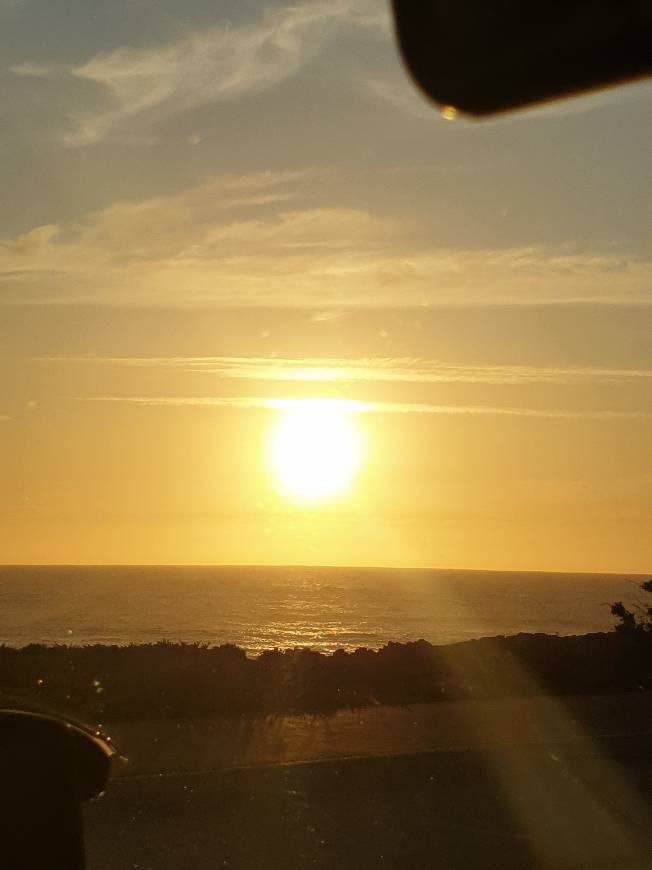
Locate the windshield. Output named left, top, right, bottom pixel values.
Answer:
left=1, top=2, right=651, bottom=869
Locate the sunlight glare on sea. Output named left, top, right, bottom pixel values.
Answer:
left=0, top=566, right=643, bottom=653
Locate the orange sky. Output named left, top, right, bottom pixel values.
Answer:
left=1, top=1, right=650, bottom=571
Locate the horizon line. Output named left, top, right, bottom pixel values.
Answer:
left=1, top=562, right=648, bottom=578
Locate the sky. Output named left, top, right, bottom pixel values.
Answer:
left=1, top=0, right=651, bottom=571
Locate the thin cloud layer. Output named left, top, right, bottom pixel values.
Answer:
left=46, top=355, right=652, bottom=386
left=53, top=0, right=386, bottom=145
left=364, top=76, right=436, bottom=122
left=75, top=395, right=652, bottom=420
left=1, top=172, right=649, bottom=307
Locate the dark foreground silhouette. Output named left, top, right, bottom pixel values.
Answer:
left=2, top=629, right=650, bottom=723
left=84, top=734, right=652, bottom=870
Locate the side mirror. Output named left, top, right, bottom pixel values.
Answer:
left=0, top=710, right=114, bottom=870
left=391, top=1, right=652, bottom=116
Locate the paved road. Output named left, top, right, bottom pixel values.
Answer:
left=102, top=692, right=652, bottom=777
left=84, top=693, right=652, bottom=869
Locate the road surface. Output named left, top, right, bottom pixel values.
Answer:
left=84, top=693, right=652, bottom=869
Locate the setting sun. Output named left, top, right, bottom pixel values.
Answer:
left=268, top=400, right=363, bottom=503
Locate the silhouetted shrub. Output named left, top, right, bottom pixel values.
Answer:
left=0, top=628, right=649, bottom=724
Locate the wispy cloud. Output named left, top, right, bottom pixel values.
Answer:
left=75, top=396, right=652, bottom=421
left=9, top=61, right=59, bottom=77
left=40, top=0, right=386, bottom=145
left=1, top=172, right=650, bottom=307
left=46, top=355, right=652, bottom=386
left=364, top=76, right=436, bottom=121
left=78, top=396, right=369, bottom=413
left=307, top=309, right=349, bottom=324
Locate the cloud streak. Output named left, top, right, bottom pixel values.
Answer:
left=75, top=396, right=652, bottom=421
left=1, top=171, right=650, bottom=308
left=0, top=172, right=396, bottom=306
left=46, top=355, right=652, bottom=386
left=50, top=0, right=385, bottom=145
left=364, top=76, right=436, bottom=122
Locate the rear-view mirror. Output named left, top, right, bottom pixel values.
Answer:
left=391, top=0, right=652, bottom=116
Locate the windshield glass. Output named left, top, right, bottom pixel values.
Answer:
left=1, top=2, right=651, bottom=869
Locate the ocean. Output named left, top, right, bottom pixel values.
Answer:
left=0, top=565, right=645, bottom=653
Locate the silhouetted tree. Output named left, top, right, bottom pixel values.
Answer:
left=611, top=579, right=652, bottom=634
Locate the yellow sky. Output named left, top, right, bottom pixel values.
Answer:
left=2, top=310, right=650, bottom=572
left=0, top=1, right=650, bottom=571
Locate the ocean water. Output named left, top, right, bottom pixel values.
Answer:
left=0, top=565, right=645, bottom=654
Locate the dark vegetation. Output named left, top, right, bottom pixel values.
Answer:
left=0, top=633, right=649, bottom=724
left=611, top=578, right=652, bottom=634
left=1, top=581, right=650, bottom=724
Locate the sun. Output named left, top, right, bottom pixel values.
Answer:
left=268, top=400, right=363, bottom=502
